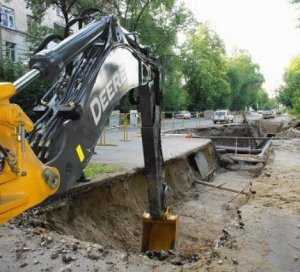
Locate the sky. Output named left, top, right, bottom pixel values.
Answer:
left=183, top=0, right=300, bottom=96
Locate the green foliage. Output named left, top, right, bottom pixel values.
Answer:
left=160, top=54, right=187, bottom=111
left=24, top=0, right=193, bottom=112
left=26, top=22, right=56, bottom=52
left=25, top=0, right=100, bottom=37
left=0, top=58, right=25, bottom=82
left=0, top=57, right=49, bottom=119
left=115, top=1, right=193, bottom=111
left=182, top=24, right=231, bottom=111
left=181, top=26, right=269, bottom=112
left=278, top=1, right=300, bottom=114
left=277, top=55, right=300, bottom=115
left=278, top=86, right=293, bottom=108
left=256, top=89, right=275, bottom=110
left=227, top=51, right=265, bottom=110
left=84, top=163, right=121, bottom=179
left=12, top=1, right=271, bottom=115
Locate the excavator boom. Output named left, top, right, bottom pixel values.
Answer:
left=0, top=15, right=177, bottom=251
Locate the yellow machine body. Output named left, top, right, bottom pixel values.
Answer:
left=142, top=210, right=179, bottom=252
left=0, top=82, right=60, bottom=224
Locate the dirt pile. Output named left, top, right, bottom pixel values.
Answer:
left=277, top=127, right=300, bottom=138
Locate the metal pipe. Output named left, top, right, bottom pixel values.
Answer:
left=258, top=139, right=272, bottom=158
left=216, top=145, right=262, bottom=154
left=13, top=69, right=41, bottom=93
left=191, top=135, right=289, bottom=140
left=194, top=179, right=250, bottom=195
left=163, top=134, right=290, bottom=140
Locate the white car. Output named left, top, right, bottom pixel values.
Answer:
left=213, top=110, right=234, bottom=124
left=175, top=111, right=192, bottom=119
left=262, top=110, right=275, bottom=119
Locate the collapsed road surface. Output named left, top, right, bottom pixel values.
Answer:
left=0, top=121, right=300, bottom=271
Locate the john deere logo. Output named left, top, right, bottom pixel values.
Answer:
left=90, top=66, right=127, bottom=126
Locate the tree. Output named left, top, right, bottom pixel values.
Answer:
left=24, top=0, right=193, bottom=112
left=113, top=1, right=193, bottom=111
left=0, top=57, right=50, bottom=118
left=227, top=51, right=265, bottom=111
left=277, top=55, right=300, bottom=112
left=25, top=0, right=111, bottom=37
left=256, top=89, right=275, bottom=110
left=182, top=24, right=231, bottom=111
left=161, top=55, right=187, bottom=111
left=280, top=2, right=300, bottom=115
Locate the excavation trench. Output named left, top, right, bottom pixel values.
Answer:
left=41, top=146, right=217, bottom=253
left=40, top=166, right=251, bottom=257
left=32, top=124, right=271, bottom=257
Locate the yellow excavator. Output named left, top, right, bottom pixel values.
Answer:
left=0, top=15, right=177, bottom=251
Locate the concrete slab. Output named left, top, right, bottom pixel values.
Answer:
left=92, top=135, right=211, bottom=171
left=71, top=135, right=211, bottom=192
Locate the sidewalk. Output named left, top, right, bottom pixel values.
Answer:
left=92, top=135, right=211, bottom=171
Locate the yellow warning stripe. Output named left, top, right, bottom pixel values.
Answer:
left=76, top=145, right=85, bottom=162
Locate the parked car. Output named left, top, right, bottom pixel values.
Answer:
left=248, top=111, right=263, bottom=119
left=262, top=110, right=275, bottom=119
left=213, top=110, right=234, bottom=124
left=175, top=111, right=192, bottom=119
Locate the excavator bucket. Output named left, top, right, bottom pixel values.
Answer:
left=0, top=82, right=60, bottom=224
left=141, top=211, right=179, bottom=252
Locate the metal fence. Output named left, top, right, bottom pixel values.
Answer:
left=98, top=111, right=242, bottom=145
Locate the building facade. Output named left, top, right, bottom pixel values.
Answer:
left=0, top=0, right=65, bottom=62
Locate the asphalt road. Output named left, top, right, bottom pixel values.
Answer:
left=99, top=118, right=213, bottom=145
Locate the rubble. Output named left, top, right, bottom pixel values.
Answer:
left=19, top=262, right=28, bottom=268
left=86, top=247, right=102, bottom=261
left=62, top=254, right=76, bottom=264
left=277, top=127, right=300, bottom=138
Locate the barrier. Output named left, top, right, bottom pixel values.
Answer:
left=109, top=110, right=120, bottom=128
left=96, top=111, right=243, bottom=145
left=98, top=127, right=118, bottom=146
left=121, top=113, right=130, bottom=142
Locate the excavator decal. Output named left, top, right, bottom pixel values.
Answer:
left=90, top=65, right=127, bottom=126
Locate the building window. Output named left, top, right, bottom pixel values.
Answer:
left=5, top=42, right=16, bottom=62
left=0, top=6, right=16, bottom=29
